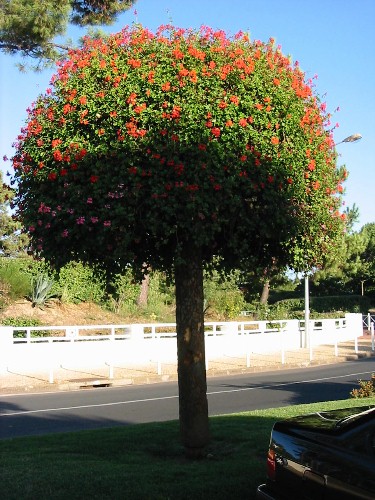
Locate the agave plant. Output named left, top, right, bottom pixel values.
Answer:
left=29, top=273, right=57, bottom=309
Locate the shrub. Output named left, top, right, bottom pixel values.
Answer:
left=350, top=374, right=375, bottom=398
left=106, top=269, right=141, bottom=315
left=204, top=269, right=245, bottom=320
left=55, top=261, right=106, bottom=304
left=1, top=316, right=46, bottom=338
left=142, top=271, right=175, bottom=321
left=0, top=258, right=32, bottom=301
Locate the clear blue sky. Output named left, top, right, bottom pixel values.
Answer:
left=1, top=0, right=373, bottom=229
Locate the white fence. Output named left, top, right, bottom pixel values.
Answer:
left=0, top=314, right=366, bottom=382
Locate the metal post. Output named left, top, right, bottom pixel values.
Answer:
left=304, top=275, right=310, bottom=349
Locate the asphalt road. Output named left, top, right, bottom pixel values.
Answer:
left=1, top=357, right=374, bottom=439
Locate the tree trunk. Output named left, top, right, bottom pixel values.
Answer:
left=175, top=245, right=209, bottom=457
left=260, top=279, right=270, bottom=304
left=137, top=272, right=150, bottom=307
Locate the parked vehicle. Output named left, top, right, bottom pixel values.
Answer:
left=257, top=405, right=375, bottom=499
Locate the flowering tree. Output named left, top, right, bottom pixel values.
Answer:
left=11, top=24, right=346, bottom=455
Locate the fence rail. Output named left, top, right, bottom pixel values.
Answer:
left=0, top=314, right=368, bottom=383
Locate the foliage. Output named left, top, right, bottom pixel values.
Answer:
left=350, top=374, right=375, bottom=398
left=0, top=0, right=136, bottom=66
left=55, top=260, right=106, bottom=303
left=245, top=294, right=373, bottom=320
left=204, top=268, right=245, bottom=319
left=0, top=316, right=45, bottom=338
left=143, top=270, right=175, bottom=320
left=0, top=170, right=29, bottom=256
left=11, top=24, right=346, bottom=278
left=0, top=258, right=32, bottom=302
left=106, top=267, right=140, bottom=314
left=28, top=272, right=56, bottom=308
left=311, top=221, right=375, bottom=296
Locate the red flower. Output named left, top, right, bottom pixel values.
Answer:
left=172, top=48, right=184, bottom=59
left=48, top=172, right=57, bottom=181
left=307, top=160, right=316, bottom=171
left=161, top=82, right=171, bottom=91
left=90, top=175, right=99, bottom=183
left=239, top=118, right=248, bottom=127
left=126, top=92, right=137, bottom=105
left=128, top=58, right=141, bottom=68
left=211, top=127, right=221, bottom=138
left=271, top=137, right=279, bottom=145
left=53, top=150, right=63, bottom=161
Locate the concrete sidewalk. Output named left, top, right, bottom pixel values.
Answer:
left=1, top=336, right=374, bottom=395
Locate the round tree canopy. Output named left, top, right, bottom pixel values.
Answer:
left=11, top=24, right=346, bottom=276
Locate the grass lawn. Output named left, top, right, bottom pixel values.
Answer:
left=1, top=398, right=374, bottom=500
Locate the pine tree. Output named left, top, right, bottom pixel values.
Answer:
left=0, top=0, right=135, bottom=65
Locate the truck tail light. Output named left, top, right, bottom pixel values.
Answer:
left=267, top=448, right=276, bottom=480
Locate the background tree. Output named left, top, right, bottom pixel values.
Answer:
left=11, top=25, right=346, bottom=455
left=0, top=170, right=28, bottom=256
left=312, top=206, right=375, bottom=296
left=0, top=0, right=136, bottom=66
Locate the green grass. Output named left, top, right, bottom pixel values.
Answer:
left=1, top=398, right=374, bottom=500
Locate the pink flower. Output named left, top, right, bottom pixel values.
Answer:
left=61, top=229, right=69, bottom=237
left=103, top=220, right=111, bottom=227
left=87, top=197, right=93, bottom=204
left=90, top=216, right=99, bottom=223
left=76, top=216, right=85, bottom=224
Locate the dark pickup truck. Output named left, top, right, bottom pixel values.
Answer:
left=257, top=405, right=375, bottom=499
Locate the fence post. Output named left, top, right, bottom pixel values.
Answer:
left=48, top=339, right=54, bottom=384
left=107, top=327, right=115, bottom=379
left=281, top=328, right=285, bottom=365
left=371, top=323, right=374, bottom=351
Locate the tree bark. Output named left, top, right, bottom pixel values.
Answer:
left=137, top=272, right=149, bottom=307
left=260, top=279, right=270, bottom=304
left=175, top=245, right=209, bottom=457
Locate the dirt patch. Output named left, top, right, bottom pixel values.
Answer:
left=0, top=300, right=126, bottom=326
